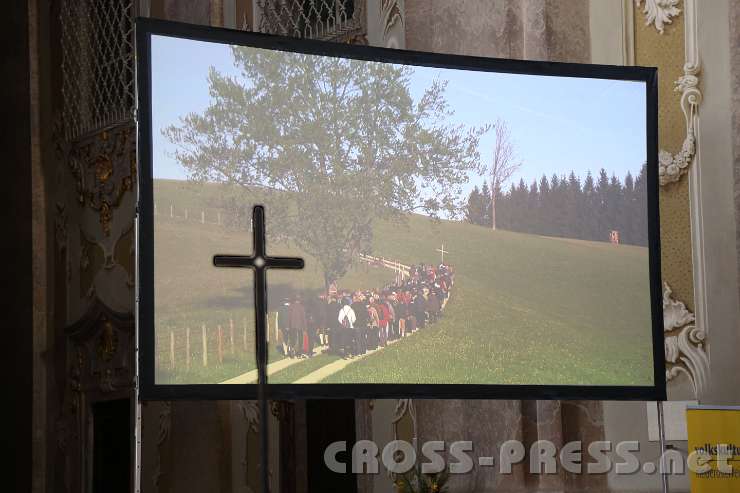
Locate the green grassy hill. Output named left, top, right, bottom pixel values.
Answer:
left=153, top=179, right=655, bottom=386
left=153, top=179, right=395, bottom=383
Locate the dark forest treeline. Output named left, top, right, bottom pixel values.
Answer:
left=465, top=165, right=648, bottom=246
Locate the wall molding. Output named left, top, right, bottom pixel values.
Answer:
left=627, top=0, right=710, bottom=395
left=633, top=2, right=703, bottom=186
left=623, top=0, right=636, bottom=66
left=624, top=0, right=708, bottom=398
left=682, top=0, right=715, bottom=403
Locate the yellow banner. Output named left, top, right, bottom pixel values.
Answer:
left=687, top=406, right=740, bottom=493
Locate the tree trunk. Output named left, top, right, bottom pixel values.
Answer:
left=491, top=192, right=497, bottom=230
left=323, top=271, right=331, bottom=293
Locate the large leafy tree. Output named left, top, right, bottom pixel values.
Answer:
left=165, top=47, right=488, bottom=286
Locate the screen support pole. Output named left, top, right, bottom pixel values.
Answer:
left=657, top=401, right=669, bottom=493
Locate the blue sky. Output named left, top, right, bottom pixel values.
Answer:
left=151, top=35, right=647, bottom=194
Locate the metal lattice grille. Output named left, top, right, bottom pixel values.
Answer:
left=257, top=0, right=363, bottom=41
left=60, top=0, right=135, bottom=141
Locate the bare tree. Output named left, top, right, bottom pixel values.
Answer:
left=489, top=120, right=522, bottom=230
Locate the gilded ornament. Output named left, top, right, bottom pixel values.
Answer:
left=94, top=154, right=113, bottom=183
left=63, top=124, right=136, bottom=236
left=96, top=320, right=118, bottom=362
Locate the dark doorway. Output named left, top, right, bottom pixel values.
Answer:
left=92, top=399, right=131, bottom=493
left=306, top=399, right=357, bottom=493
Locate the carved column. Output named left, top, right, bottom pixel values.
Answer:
left=400, top=4, right=597, bottom=492
left=521, top=0, right=549, bottom=60
left=405, top=0, right=590, bottom=63
left=415, top=400, right=527, bottom=492
left=561, top=401, right=606, bottom=492
left=521, top=400, right=564, bottom=491
left=356, top=399, right=375, bottom=493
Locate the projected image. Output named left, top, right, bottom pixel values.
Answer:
left=150, top=35, right=654, bottom=387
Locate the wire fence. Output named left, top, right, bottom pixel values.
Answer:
left=154, top=202, right=253, bottom=231
left=155, top=314, right=280, bottom=372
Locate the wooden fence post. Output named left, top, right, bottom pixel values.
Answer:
left=217, top=324, right=224, bottom=364
left=202, top=324, right=208, bottom=367
left=186, top=327, right=191, bottom=371
left=170, top=204, right=173, bottom=217
left=229, top=318, right=235, bottom=355
left=169, top=330, right=175, bottom=370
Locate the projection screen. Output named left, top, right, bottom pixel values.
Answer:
left=136, top=18, right=664, bottom=400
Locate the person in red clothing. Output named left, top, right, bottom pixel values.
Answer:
left=377, top=298, right=390, bottom=347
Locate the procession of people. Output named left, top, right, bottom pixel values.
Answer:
left=276, top=263, right=454, bottom=359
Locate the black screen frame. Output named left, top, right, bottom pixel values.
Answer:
left=136, top=17, right=664, bottom=402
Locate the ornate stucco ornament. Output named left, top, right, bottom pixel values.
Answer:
left=239, top=400, right=261, bottom=485
left=239, top=400, right=260, bottom=433
left=659, top=66, right=702, bottom=186
left=392, top=399, right=415, bottom=431
left=635, top=0, right=681, bottom=34
left=389, top=398, right=417, bottom=480
left=381, top=0, right=403, bottom=43
left=663, top=282, right=708, bottom=397
left=153, top=402, right=172, bottom=487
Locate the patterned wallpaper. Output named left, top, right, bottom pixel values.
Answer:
left=634, top=8, right=695, bottom=311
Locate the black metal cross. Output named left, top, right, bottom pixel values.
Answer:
left=213, top=205, right=303, bottom=493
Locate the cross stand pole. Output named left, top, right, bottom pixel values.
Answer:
left=213, top=205, right=304, bottom=493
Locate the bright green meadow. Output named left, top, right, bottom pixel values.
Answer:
left=153, top=179, right=655, bottom=386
